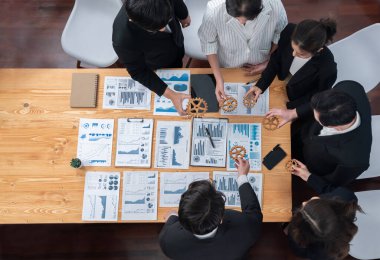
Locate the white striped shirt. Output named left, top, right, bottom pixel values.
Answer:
left=198, top=0, right=288, bottom=68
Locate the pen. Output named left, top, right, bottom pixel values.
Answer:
left=205, top=127, right=215, bottom=149
left=245, top=79, right=256, bottom=85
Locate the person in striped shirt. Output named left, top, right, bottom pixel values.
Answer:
left=198, top=0, right=287, bottom=102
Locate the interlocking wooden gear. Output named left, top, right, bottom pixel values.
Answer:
left=263, top=116, right=280, bottom=130
left=229, top=145, right=247, bottom=160
left=243, top=93, right=256, bottom=108
left=186, top=98, right=208, bottom=118
left=221, top=96, right=238, bottom=112
left=285, top=159, right=299, bottom=172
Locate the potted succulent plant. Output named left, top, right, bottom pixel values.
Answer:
left=70, top=158, right=82, bottom=169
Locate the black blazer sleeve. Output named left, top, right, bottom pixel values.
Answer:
left=172, top=0, right=188, bottom=20
left=158, top=215, right=179, bottom=257
left=239, top=182, right=263, bottom=230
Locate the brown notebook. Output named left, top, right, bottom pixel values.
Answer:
left=70, top=73, right=99, bottom=108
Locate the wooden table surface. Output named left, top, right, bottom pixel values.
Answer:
left=0, top=68, right=292, bottom=224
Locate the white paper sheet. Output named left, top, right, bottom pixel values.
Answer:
left=227, top=123, right=262, bottom=171
left=82, top=171, right=120, bottom=221
left=159, top=172, right=210, bottom=207
left=77, top=118, right=114, bottom=166
left=115, top=118, right=153, bottom=167
left=154, top=121, right=191, bottom=169
left=221, top=82, right=269, bottom=116
left=121, top=171, right=158, bottom=221
left=103, top=76, right=151, bottom=110
left=190, top=118, right=228, bottom=167
left=153, top=70, right=190, bottom=116
left=213, top=171, right=262, bottom=207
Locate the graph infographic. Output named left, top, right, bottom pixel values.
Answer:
left=227, top=123, right=262, bottom=171
left=115, top=119, right=153, bottom=167
left=191, top=118, right=228, bottom=167
left=155, top=121, right=191, bottom=169
left=213, top=171, right=263, bottom=207
left=221, top=82, right=269, bottom=116
left=77, top=118, right=114, bottom=166
left=122, top=171, right=158, bottom=220
left=103, top=76, right=151, bottom=110
left=154, top=70, right=190, bottom=116
left=82, top=171, right=120, bottom=221
left=160, top=172, right=210, bottom=207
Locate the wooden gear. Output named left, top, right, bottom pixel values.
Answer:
left=221, top=96, right=238, bottom=112
left=263, top=116, right=280, bottom=130
left=229, top=145, right=247, bottom=160
left=243, top=93, right=256, bottom=108
left=285, top=159, right=299, bottom=172
left=186, top=98, right=208, bottom=118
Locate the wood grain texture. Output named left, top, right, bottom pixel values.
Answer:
left=0, top=68, right=292, bottom=224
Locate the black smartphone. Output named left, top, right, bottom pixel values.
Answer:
left=190, top=74, right=219, bottom=112
left=262, top=144, right=287, bottom=170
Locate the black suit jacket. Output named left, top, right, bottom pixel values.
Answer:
left=256, top=24, right=337, bottom=119
left=112, top=1, right=188, bottom=96
left=159, top=183, right=263, bottom=260
left=302, top=80, right=372, bottom=186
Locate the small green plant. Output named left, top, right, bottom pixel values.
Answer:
left=70, top=158, right=82, bottom=168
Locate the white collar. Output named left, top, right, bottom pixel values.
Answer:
left=193, top=227, right=218, bottom=240
left=319, top=112, right=361, bottom=136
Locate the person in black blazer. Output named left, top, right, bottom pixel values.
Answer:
left=159, top=158, right=262, bottom=260
left=245, top=18, right=337, bottom=127
left=296, top=80, right=372, bottom=187
left=286, top=159, right=361, bottom=260
left=112, top=0, right=191, bottom=115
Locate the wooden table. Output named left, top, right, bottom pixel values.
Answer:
left=0, top=68, right=291, bottom=224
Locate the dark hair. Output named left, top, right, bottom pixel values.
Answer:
left=226, top=0, right=263, bottom=20
left=125, top=0, right=172, bottom=31
left=292, top=18, right=337, bottom=54
left=178, top=180, right=225, bottom=235
left=311, top=89, right=357, bottom=127
left=288, top=198, right=361, bottom=260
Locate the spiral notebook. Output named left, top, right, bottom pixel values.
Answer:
left=70, top=73, right=99, bottom=108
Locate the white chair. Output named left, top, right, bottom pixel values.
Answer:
left=329, top=23, right=380, bottom=92
left=61, top=0, right=122, bottom=67
left=358, top=115, right=380, bottom=179
left=349, top=190, right=380, bottom=260
left=183, top=0, right=208, bottom=65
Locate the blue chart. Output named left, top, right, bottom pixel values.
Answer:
left=119, top=79, right=136, bottom=89
left=125, top=197, right=145, bottom=204
left=172, top=150, right=182, bottom=166
left=159, top=128, right=168, bottom=144
left=216, top=176, right=238, bottom=191
left=206, top=158, right=218, bottom=164
left=142, top=124, right=151, bottom=129
left=88, top=133, right=112, bottom=141
left=193, top=140, right=205, bottom=156
left=99, top=196, right=107, bottom=219
left=164, top=186, right=187, bottom=194
left=156, top=106, right=177, bottom=113
left=227, top=194, right=237, bottom=205
left=173, top=126, right=184, bottom=144
left=250, top=124, right=260, bottom=140
left=197, top=123, right=224, bottom=138
left=118, top=147, right=139, bottom=155
left=173, top=84, right=188, bottom=92
left=233, top=124, right=249, bottom=137
left=158, top=147, right=170, bottom=166
left=160, top=73, right=189, bottom=82
left=118, top=91, right=145, bottom=105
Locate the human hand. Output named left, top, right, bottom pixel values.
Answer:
left=244, top=85, right=262, bottom=102
left=215, top=80, right=226, bottom=103
left=180, top=16, right=191, bottom=28
left=235, top=158, right=250, bottom=176
left=242, top=61, right=269, bottom=76
left=291, top=159, right=311, bottom=182
left=163, top=88, right=190, bottom=116
left=164, top=210, right=178, bottom=221
left=265, top=108, right=298, bottom=128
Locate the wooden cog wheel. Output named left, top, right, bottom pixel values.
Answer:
left=285, top=159, right=299, bottom=172
left=263, top=116, right=279, bottom=131
left=229, top=145, right=246, bottom=160
left=222, top=97, right=238, bottom=112
left=186, top=98, right=208, bottom=118
left=243, top=93, right=256, bottom=108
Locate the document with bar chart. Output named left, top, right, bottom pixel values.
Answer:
left=103, top=76, right=151, bottom=110
left=221, top=82, right=269, bottom=116
left=190, top=118, right=228, bottom=167
left=153, top=70, right=190, bottom=116
left=115, top=118, right=153, bottom=167
left=213, top=171, right=262, bottom=207
left=160, top=172, right=210, bottom=207
left=154, top=121, right=191, bottom=169
left=82, top=171, right=120, bottom=221
left=227, top=123, right=262, bottom=171
left=77, top=118, right=114, bottom=166
left=121, top=171, right=158, bottom=221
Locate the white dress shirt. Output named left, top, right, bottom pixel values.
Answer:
left=319, top=112, right=361, bottom=136
left=289, top=56, right=311, bottom=75
left=198, top=0, right=287, bottom=68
